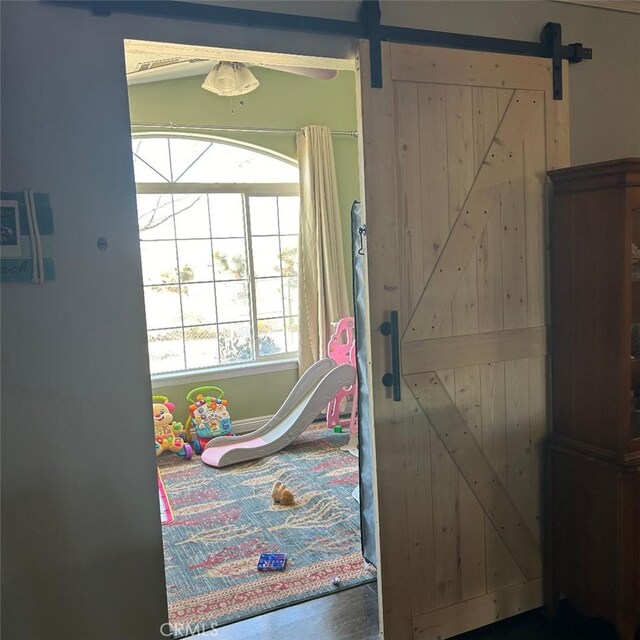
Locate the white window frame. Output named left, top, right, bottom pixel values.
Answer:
left=133, top=134, right=301, bottom=382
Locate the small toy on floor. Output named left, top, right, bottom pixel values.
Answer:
left=271, top=480, right=295, bottom=506
left=257, top=553, right=287, bottom=571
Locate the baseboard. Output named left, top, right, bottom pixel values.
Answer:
left=234, top=403, right=354, bottom=435
left=232, top=415, right=272, bottom=434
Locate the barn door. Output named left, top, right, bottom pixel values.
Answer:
left=357, top=42, right=569, bottom=639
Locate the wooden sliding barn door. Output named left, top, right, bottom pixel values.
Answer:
left=357, top=42, right=569, bottom=639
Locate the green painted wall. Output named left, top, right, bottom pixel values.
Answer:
left=127, top=67, right=359, bottom=420
left=154, top=366, right=299, bottom=425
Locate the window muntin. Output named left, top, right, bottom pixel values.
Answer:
left=132, top=136, right=299, bottom=184
left=134, top=136, right=299, bottom=376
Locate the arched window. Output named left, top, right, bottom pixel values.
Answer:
left=133, top=135, right=300, bottom=375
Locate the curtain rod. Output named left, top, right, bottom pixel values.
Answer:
left=131, top=122, right=358, bottom=138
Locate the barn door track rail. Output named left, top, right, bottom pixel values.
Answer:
left=47, top=0, right=592, bottom=99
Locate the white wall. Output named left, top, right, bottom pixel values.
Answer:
left=1, top=2, right=637, bottom=639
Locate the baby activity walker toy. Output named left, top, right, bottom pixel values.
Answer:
left=185, top=386, right=234, bottom=454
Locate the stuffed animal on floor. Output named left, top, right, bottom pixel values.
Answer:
left=271, top=480, right=295, bottom=506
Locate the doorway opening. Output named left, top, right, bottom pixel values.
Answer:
left=123, top=38, right=376, bottom=636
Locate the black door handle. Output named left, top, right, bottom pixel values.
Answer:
left=380, top=310, right=401, bottom=402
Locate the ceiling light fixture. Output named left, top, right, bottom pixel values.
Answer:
left=201, top=62, right=260, bottom=96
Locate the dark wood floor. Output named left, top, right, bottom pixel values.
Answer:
left=200, top=581, right=619, bottom=640
left=204, top=583, right=379, bottom=640
left=456, top=602, right=618, bottom=640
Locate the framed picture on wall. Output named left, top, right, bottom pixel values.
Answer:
left=0, top=200, right=22, bottom=257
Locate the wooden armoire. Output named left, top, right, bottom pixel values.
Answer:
left=548, top=159, right=640, bottom=640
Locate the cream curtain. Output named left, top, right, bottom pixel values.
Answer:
left=296, top=125, right=350, bottom=374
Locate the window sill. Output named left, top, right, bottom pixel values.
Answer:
left=151, top=358, right=299, bottom=389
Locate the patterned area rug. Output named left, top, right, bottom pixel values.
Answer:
left=157, top=425, right=375, bottom=635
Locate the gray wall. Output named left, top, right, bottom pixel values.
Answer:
left=0, top=4, right=353, bottom=640
left=1, top=2, right=637, bottom=639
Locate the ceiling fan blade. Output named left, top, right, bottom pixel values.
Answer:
left=259, top=64, right=338, bottom=80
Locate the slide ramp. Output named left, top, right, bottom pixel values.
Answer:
left=201, top=360, right=356, bottom=468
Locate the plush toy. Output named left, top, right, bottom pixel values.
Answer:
left=153, top=399, right=193, bottom=460
left=271, top=480, right=295, bottom=506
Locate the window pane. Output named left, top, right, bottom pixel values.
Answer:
left=252, top=236, right=281, bottom=277
left=255, top=278, right=283, bottom=319
left=218, top=322, right=252, bottom=364
left=148, top=328, right=184, bottom=374
left=173, top=194, right=210, bottom=239
left=212, top=238, right=247, bottom=281
left=133, top=156, right=167, bottom=183
left=169, top=139, right=211, bottom=182
left=134, top=136, right=302, bottom=375
left=176, top=239, right=214, bottom=283
left=184, top=325, right=219, bottom=370
left=143, top=286, right=182, bottom=330
left=278, top=197, right=300, bottom=235
left=282, top=277, right=298, bottom=316
left=215, top=281, right=250, bottom=323
left=279, top=236, right=298, bottom=276
left=132, top=138, right=171, bottom=182
left=180, top=283, right=217, bottom=326
left=177, top=141, right=298, bottom=183
left=258, top=318, right=285, bottom=356
left=249, top=197, right=278, bottom=236
left=209, top=194, right=245, bottom=238
left=285, top=317, right=298, bottom=353
left=137, top=194, right=175, bottom=240
left=140, top=241, right=178, bottom=285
